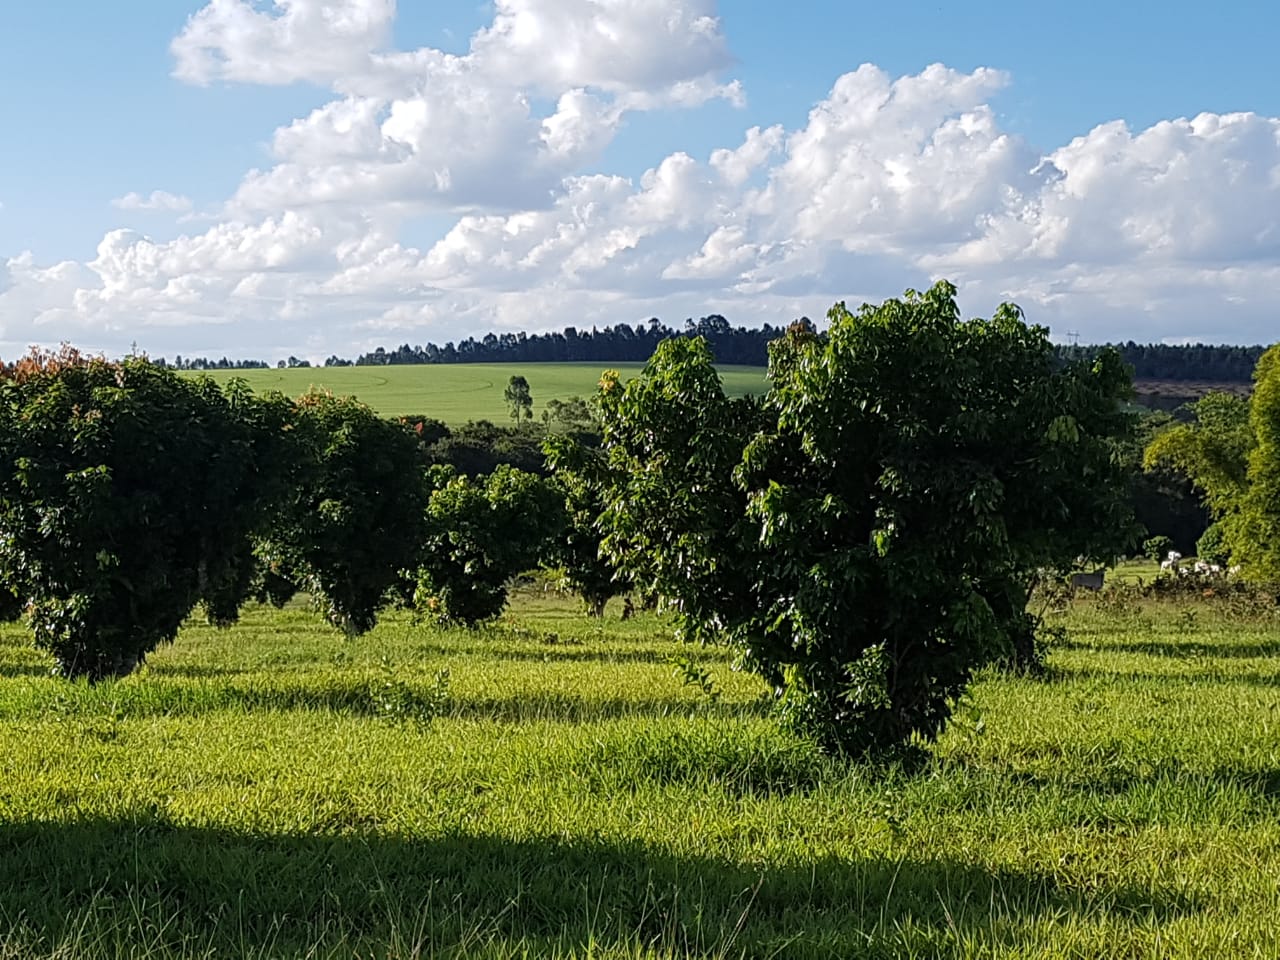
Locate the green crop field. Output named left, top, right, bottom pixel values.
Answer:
left=188, top=363, right=769, bottom=422
left=3, top=585, right=1280, bottom=958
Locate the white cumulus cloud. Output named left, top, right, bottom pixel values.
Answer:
left=112, top=191, right=195, bottom=214
left=2, top=3, right=1278, bottom=359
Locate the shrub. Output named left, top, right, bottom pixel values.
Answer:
left=426, top=420, right=550, bottom=476
left=1144, top=535, right=1174, bottom=562
left=1196, top=523, right=1230, bottom=566
left=543, top=432, right=629, bottom=616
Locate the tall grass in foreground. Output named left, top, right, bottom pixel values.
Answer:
left=2, top=585, right=1280, bottom=958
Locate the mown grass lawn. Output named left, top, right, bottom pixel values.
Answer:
left=188, top=363, right=769, bottom=423
left=2, top=589, right=1279, bottom=958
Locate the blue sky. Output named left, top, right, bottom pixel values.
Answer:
left=2, top=1, right=1278, bottom=360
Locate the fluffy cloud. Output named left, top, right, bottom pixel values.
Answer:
left=934, top=111, right=1280, bottom=268
left=171, top=0, right=395, bottom=87
left=5, top=3, right=1280, bottom=358
left=0, top=253, right=99, bottom=354
left=184, top=1, right=742, bottom=222
left=111, top=191, right=195, bottom=214
left=470, top=0, right=731, bottom=94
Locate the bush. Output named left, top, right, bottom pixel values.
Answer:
left=395, top=415, right=451, bottom=448
left=426, top=420, right=550, bottom=476
left=1196, top=523, right=1230, bottom=566
left=543, top=433, right=629, bottom=616
left=1144, top=535, right=1174, bottom=562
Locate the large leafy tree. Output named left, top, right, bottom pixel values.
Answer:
left=544, top=431, right=629, bottom=616
left=1236, top=347, right=1280, bottom=578
left=1143, top=392, right=1253, bottom=517
left=0, top=350, right=298, bottom=679
left=1239, top=350, right=1280, bottom=583
left=1148, top=347, right=1280, bottom=578
left=414, top=464, right=563, bottom=626
left=596, top=283, right=1136, bottom=754
left=257, top=392, right=430, bottom=635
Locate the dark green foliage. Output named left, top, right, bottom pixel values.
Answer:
left=396, top=415, right=451, bottom=447
left=1196, top=524, right=1229, bottom=566
left=595, top=353, right=767, bottom=650
left=543, top=395, right=598, bottom=429
left=0, top=350, right=296, bottom=679
left=258, top=392, right=429, bottom=635
left=0, top=585, right=22, bottom=624
left=426, top=420, right=551, bottom=476
left=595, top=283, right=1136, bottom=755
left=544, top=432, right=627, bottom=616
left=1145, top=393, right=1254, bottom=516
left=414, top=464, right=564, bottom=626
left=252, top=563, right=302, bottom=609
left=1131, top=468, right=1211, bottom=556
left=1126, top=410, right=1211, bottom=555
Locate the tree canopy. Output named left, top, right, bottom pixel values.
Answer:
left=0, top=349, right=297, bottom=679
left=504, top=375, right=533, bottom=422
left=414, top=464, right=563, bottom=626
left=257, top=392, right=430, bottom=635
left=593, top=282, right=1136, bottom=754
left=1147, top=346, right=1280, bottom=578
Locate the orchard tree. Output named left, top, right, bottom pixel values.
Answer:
left=414, top=464, right=563, bottom=626
left=596, top=283, right=1136, bottom=755
left=544, top=431, right=628, bottom=616
left=258, top=392, right=429, bottom=635
left=199, top=384, right=306, bottom=626
left=0, top=349, right=298, bottom=679
left=594, top=353, right=765, bottom=647
left=504, top=375, right=533, bottom=422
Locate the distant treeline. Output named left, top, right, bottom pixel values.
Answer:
left=350, top=315, right=785, bottom=368
left=1073, top=342, right=1267, bottom=383
left=161, top=356, right=274, bottom=370
left=351, top=326, right=1269, bottom=382
left=156, top=318, right=1269, bottom=383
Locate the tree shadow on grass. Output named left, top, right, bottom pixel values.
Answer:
left=142, top=664, right=253, bottom=679
left=0, top=817, right=1201, bottom=959
left=0, top=676, right=771, bottom=725
left=986, top=752, right=1280, bottom=834
left=1044, top=664, right=1280, bottom=688
left=453, top=648, right=701, bottom=666
left=1056, top=637, right=1280, bottom=659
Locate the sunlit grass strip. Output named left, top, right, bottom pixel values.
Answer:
left=190, top=363, right=769, bottom=422
left=1, top=594, right=1279, bottom=957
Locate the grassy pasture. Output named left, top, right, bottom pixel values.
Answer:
left=188, top=363, right=769, bottom=422
left=2, top=590, right=1280, bottom=958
